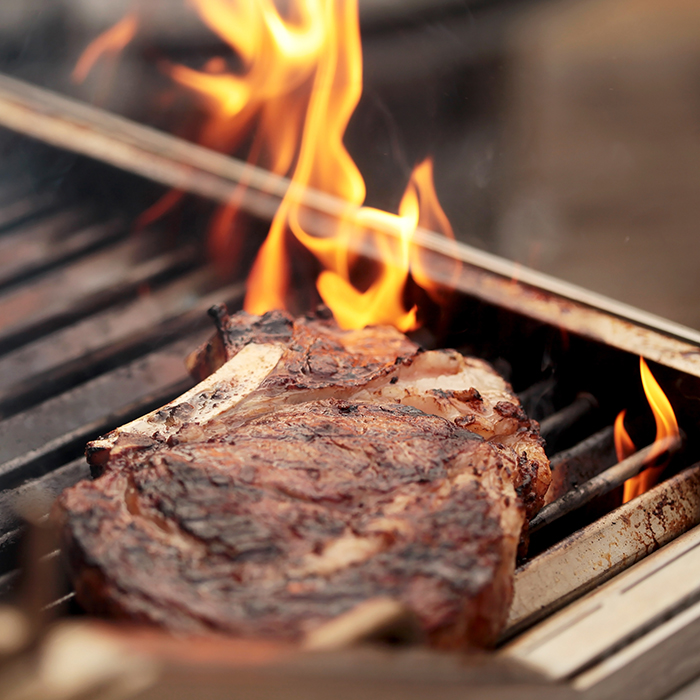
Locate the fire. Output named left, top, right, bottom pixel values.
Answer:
left=240, top=0, right=453, bottom=329
left=614, top=410, right=635, bottom=463
left=616, top=358, right=680, bottom=503
left=72, top=13, right=139, bottom=84
left=168, top=0, right=324, bottom=164
left=74, top=0, right=456, bottom=331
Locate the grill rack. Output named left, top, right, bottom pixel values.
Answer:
left=1, top=128, right=700, bottom=699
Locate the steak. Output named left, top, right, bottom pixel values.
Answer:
left=54, top=307, right=550, bottom=648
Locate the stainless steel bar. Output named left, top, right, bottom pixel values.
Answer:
left=545, top=426, right=616, bottom=504
left=529, top=437, right=682, bottom=533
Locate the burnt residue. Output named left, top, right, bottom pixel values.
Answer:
left=220, top=308, right=295, bottom=355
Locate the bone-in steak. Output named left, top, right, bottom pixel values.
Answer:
left=54, top=307, right=550, bottom=647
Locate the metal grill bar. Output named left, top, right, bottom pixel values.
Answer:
left=0, top=152, right=697, bottom=700
left=0, top=331, right=208, bottom=491
left=0, top=209, right=116, bottom=289
left=0, top=275, right=244, bottom=418
left=0, top=241, right=197, bottom=355
left=506, top=464, right=700, bottom=639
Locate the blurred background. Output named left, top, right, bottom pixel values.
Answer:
left=1, top=0, right=698, bottom=330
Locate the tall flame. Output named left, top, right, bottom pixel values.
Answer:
left=616, top=358, right=680, bottom=503
left=74, top=0, right=456, bottom=330
left=240, top=0, right=453, bottom=329
left=169, top=0, right=324, bottom=165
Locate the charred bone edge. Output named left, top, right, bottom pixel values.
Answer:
left=86, top=342, right=285, bottom=463
left=528, top=436, right=682, bottom=534
left=504, top=462, right=700, bottom=641
left=303, top=598, right=423, bottom=651
left=4, top=74, right=700, bottom=374
left=502, top=522, right=700, bottom=699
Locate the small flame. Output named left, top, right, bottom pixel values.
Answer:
left=614, top=409, right=635, bottom=463
left=619, top=358, right=680, bottom=503
left=315, top=182, right=421, bottom=332
left=72, top=12, right=139, bottom=84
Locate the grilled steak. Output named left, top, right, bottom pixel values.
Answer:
left=55, top=307, right=550, bottom=648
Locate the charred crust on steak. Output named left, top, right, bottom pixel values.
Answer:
left=221, top=310, right=294, bottom=355
left=306, top=304, right=334, bottom=321
left=493, top=401, right=528, bottom=422
left=186, top=306, right=419, bottom=391
left=207, top=303, right=230, bottom=328
left=64, top=309, right=551, bottom=649
left=58, top=401, right=519, bottom=646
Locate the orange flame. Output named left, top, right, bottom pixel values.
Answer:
left=74, top=0, right=456, bottom=330
left=169, top=0, right=323, bottom=164
left=614, top=409, right=635, bottom=463
left=618, top=358, right=680, bottom=503
left=72, top=12, right=139, bottom=84
left=239, top=0, right=453, bottom=329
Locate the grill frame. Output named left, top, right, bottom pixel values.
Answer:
left=0, top=98, right=700, bottom=699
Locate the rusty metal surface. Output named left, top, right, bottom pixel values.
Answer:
left=445, top=254, right=700, bottom=379
left=529, top=438, right=681, bottom=534
left=503, top=523, right=700, bottom=700
left=505, top=463, right=700, bottom=639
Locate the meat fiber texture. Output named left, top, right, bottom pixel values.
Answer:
left=55, top=306, right=550, bottom=648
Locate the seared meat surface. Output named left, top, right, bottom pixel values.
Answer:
left=55, top=308, right=550, bottom=647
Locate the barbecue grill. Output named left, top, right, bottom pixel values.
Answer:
left=2, top=1, right=700, bottom=698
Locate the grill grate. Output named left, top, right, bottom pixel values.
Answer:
left=1, top=133, right=700, bottom=700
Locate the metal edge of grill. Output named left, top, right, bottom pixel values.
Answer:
left=0, top=120, right=699, bottom=700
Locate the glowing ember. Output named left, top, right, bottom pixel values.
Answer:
left=616, top=358, right=680, bottom=503
left=74, top=0, right=456, bottom=331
